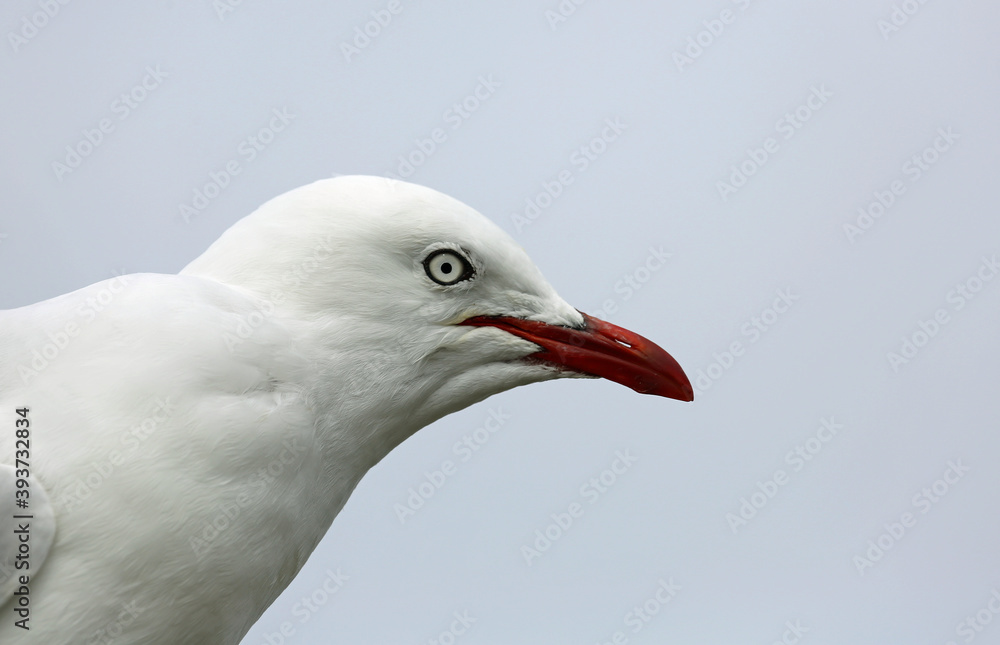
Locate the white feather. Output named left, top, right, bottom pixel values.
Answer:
left=0, top=176, right=584, bottom=644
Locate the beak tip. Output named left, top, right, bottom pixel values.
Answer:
left=653, top=379, right=694, bottom=402
left=462, top=311, right=695, bottom=404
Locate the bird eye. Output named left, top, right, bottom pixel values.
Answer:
left=424, top=249, right=474, bottom=285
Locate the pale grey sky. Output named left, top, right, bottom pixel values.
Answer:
left=2, top=1, right=999, bottom=643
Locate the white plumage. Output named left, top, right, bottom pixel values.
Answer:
left=0, top=176, right=689, bottom=643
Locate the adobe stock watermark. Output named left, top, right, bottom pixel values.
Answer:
left=692, top=288, right=799, bottom=396
left=595, top=578, right=681, bottom=645
left=589, top=246, right=674, bottom=321
left=6, top=0, right=73, bottom=54
left=221, top=235, right=338, bottom=353
left=943, top=587, right=1000, bottom=645
left=220, top=292, right=283, bottom=353
left=340, top=0, right=405, bottom=63
left=179, top=107, right=296, bottom=223
left=84, top=601, right=145, bottom=645
left=671, top=0, right=758, bottom=73
left=53, top=397, right=174, bottom=514
left=509, top=117, right=626, bottom=233
left=385, top=75, right=501, bottom=180
left=521, top=449, right=637, bottom=566
left=726, top=417, right=844, bottom=534
left=189, top=436, right=309, bottom=561
left=394, top=407, right=511, bottom=524
left=212, top=0, right=248, bottom=21
left=51, top=65, right=169, bottom=181
left=543, top=0, right=588, bottom=31
left=886, top=254, right=997, bottom=372
left=16, top=273, right=132, bottom=385
left=853, top=458, right=970, bottom=576
left=717, top=85, right=833, bottom=201
left=422, top=611, right=477, bottom=645
left=844, top=127, right=959, bottom=243
left=256, top=567, right=349, bottom=645
left=877, top=0, right=932, bottom=41
left=770, top=620, right=810, bottom=645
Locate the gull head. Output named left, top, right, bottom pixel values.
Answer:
left=0, top=175, right=693, bottom=645
left=182, top=175, right=692, bottom=442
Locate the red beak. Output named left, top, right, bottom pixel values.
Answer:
left=460, top=311, right=694, bottom=402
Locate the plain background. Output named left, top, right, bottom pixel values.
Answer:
left=2, top=1, right=999, bottom=643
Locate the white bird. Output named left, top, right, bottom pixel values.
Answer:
left=0, top=176, right=692, bottom=644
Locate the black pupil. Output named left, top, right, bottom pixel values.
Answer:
left=440, top=261, right=453, bottom=274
